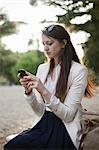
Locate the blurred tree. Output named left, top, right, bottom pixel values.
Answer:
left=0, top=8, right=27, bottom=84
left=12, top=51, right=45, bottom=84
left=0, top=46, right=18, bottom=84
left=0, top=44, right=11, bottom=74
left=28, top=38, right=34, bottom=50
left=0, top=48, right=45, bottom=84
left=30, top=0, right=99, bottom=83
left=0, top=8, right=17, bottom=38
left=0, top=8, right=18, bottom=84
left=0, top=8, right=26, bottom=38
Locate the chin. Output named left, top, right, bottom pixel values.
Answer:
left=46, top=55, right=51, bottom=59
left=48, top=57, right=54, bottom=59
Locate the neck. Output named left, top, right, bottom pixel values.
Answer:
left=54, top=58, right=59, bottom=67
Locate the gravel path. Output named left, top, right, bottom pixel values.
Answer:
left=0, top=85, right=38, bottom=150
left=0, top=85, right=99, bottom=150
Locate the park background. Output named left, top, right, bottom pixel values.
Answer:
left=0, top=0, right=99, bottom=150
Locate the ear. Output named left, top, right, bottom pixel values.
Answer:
left=62, top=39, right=67, bottom=48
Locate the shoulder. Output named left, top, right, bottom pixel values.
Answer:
left=36, top=63, right=50, bottom=77
left=70, top=61, right=88, bottom=79
left=71, top=61, right=88, bottom=73
left=37, top=63, right=50, bottom=71
left=38, top=63, right=49, bottom=69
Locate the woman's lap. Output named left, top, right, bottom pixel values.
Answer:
left=4, top=111, right=77, bottom=150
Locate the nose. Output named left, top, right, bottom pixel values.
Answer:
left=44, top=45, right=49, bottom=52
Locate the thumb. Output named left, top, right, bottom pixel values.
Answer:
left=26, top=71, right=32, bottom=76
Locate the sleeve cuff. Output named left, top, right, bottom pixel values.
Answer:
left=24, top=92, right=36, bottom=104
left=45, top=94, right=60, bottom=110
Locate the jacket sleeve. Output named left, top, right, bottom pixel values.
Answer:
left=25, top=65, right=45, bottom=116
left=44, top=67, right=88, bottom=123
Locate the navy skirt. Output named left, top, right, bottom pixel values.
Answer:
left=4, top=111, right=77, bottom=150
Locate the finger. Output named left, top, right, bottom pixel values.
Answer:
left=19, top=79, right=29, bottom=86
left=27, top=81, right=35, bottom=89
left=26, top=71, right=32, bottom=76
left=24, top=74, right=37, bottom=81
left=19, top=81, right=27, bottom=88
left=21, top=81, right=29, bottom=86
left=20, top=78, right=30, bottom=83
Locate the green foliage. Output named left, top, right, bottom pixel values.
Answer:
left=3, top=53, right=19, bottom=84
left=0, top=49, right=45, bottom=85
left=0, top=9, right=29, bottom=85
left=12, top=51, right=45, bottom=84
left=0, top=48, right=19, bottom=84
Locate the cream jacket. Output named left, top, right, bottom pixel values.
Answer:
left=25, top=61, right=88, bottom=149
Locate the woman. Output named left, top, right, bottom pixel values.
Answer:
left=4, top=24, right=94, bottom=150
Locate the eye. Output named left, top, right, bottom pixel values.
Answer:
left=42, top=42, right=45, bottom=45
left=47, top=42, right=53, bottom=46
left=42, top=41, right=53, bottom=46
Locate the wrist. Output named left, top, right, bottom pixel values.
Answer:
left=41, top=89, right=51, bottom=102
left=25, top=89, right=32, bottom=96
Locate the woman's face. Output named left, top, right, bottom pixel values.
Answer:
left=42, top=34, right=64, bottom=60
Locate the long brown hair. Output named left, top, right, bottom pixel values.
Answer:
left=42, top=24, right=95, bottom=102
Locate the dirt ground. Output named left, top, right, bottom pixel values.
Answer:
left=0, top=85, right=99, bottom=150
left=0, top=86, right=39, bottom=150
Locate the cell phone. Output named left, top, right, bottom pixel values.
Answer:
left=17, top=69, right=28, bottom=78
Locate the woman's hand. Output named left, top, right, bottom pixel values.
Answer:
left=19, top=72, right=46, bottom=94
left=23, top=74, right=45, bottom=93
left=19, top=72, right=51, bottom=101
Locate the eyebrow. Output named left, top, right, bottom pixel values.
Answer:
left=42, top=39, right=54, bottom=44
